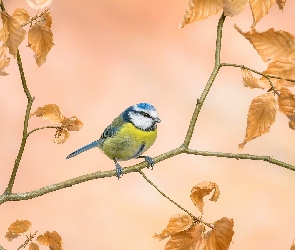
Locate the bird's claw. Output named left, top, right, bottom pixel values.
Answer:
left=115, top=163, right=124, bottom=179
left=144, top=156, right=154, bottom=170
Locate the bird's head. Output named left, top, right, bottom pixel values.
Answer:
left=123, top=102, right=161, bottom=131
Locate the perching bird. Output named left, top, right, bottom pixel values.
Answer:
left=66, top=102, right=161, bottom=179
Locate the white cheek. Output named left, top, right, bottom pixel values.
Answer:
left=129, top=113, right=153, bottom=130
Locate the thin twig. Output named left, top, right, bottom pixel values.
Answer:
left=27, top=126, right=59, bottom=138
left=138, top=170, right=215, bottom=229
left=182, top=13, right=226, bottom=148
left=22, top=9, right=50, bottom=27
left=0, top=244, right=5, bottom=250
left=17, top=231, right=38, bottom=250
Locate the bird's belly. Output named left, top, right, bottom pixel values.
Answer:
left=102, top=123, right=157, bottom=161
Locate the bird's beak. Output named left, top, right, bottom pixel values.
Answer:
left=155, top=117, right=161, bottom=123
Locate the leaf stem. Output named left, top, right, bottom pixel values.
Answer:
left=27, top=126, right=59, bottom=138
left=182, top=13, right=226, bottom=148
left=17, top=231, right=38, bottom=250
left=138, top=170, right=214, bottom=229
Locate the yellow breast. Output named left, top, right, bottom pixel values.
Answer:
left=102, top=123, right=157, bottom=161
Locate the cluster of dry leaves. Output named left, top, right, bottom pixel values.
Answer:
left=154, top=182, right=234, bottom=250
left=0, top=0, right=54, bottom=75
left=180, top=0, right=295, bottom=148
left=30, top=104, right=83, bottom=144
left=5, top=219, right=62, bottom=250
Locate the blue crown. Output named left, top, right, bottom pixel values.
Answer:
left=136, top=102, right=156, bottom=111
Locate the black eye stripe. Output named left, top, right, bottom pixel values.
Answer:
left=139, top=111, right=151, bottom=118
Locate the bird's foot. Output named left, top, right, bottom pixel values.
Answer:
left=138, top=156, right=154, bottom=170
left=114, top=159, right=124, bottom=179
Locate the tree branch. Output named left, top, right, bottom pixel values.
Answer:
left=182, top=13, right=226, bottom=148
left=27, top=126, right=59, bottom=138
left=138, top=170, right=214, bottom=229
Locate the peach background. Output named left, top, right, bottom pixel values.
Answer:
left=1, top=0, right=295, bottom=249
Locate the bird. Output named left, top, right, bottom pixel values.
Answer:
left=66, top=102, right=161, bottom=179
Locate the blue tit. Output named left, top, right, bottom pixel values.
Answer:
left=66, top=102, right=161, bottom=179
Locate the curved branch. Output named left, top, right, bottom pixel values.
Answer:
left=182, top=13, right=226, bottom=148
left=27, top=126, right=59, bottom=138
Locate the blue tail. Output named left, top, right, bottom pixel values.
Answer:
left=66, top=140, right=101, bottom=159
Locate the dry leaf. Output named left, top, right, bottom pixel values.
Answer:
left=61, top=116, right=83, bottom=131
left=0, top=45, right=10, bottom=76
left=179, top=0, right=223, bottom=28
left=26, top=0, right=52, bottom=10
left=37, top=231, right=62, bottom=250
left=29, top=242, right=40, bottom=250
left=241, top=69, right=269, bottom=89
left=165, top=224, right=205, bottom=250
left=12, top=8, right=30, bottom=26
left=52, top=127, right=70, bottom=144
left=250, top=0, right=276, bottom=28
left=275, top=79, right=295, bottom=89
left=223, top=0, right=248, bottom=16
left=239, top=92, right=277, bottom=149
left=28, top=23, right=54, bottom=67
left=5, top=219, right=31, bottom=241
left=276, top=0, right=286, bottom=10
left=287, top=114, right=295, bottom=130
left=278, top=87, right=295, bottom=115
left=235, top=27, right=295, bottom=62
left=204, top=217, right=234, bottom=250
left=0, top=11, right=26, bottom=58
left=190, top=181, right=220, bottom=214
left=153, top=214, right=193, bottom=241
left=30, top=104, right=64, bottom=124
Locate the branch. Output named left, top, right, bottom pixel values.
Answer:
left=138, top=170, right=215, bottom=229
left=0, top=244, right=5, bottom=250
left=182, top=13, right=226, bottom=148
left=4, top=50, right=34, bottom=194
left=22, top=9, right=50, bottom=27
left=17, top=231, right=37, bottom=250
left=183, top=148, right=295, bottom=171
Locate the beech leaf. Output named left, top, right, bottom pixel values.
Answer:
left=239, top=93, right=277, bottom=149
left=223, top=0, right=248, bottom=17
left=165, top=224, right=205, bottom=250
left=0, top=11, right=26, bottom=57
left=179, top=0, right=223, bottom=28
left=241, top=69, right=269, bottom=89
left=37, top=231, right=62, bottom=250
left=30, top=104, right=64, bottom=124
left=276, top=0, right=286, bottom=10
left=12, top=8, right=30, bottom=26
left=204, top=217, right=234, bottom=250
left=190, top=181, right=220, bottom=214
left=278, top=87, right=295, bottom=115
left=153, top=214, right=193, bottom=241
left=249, top=0, right=276, bottom=28
left=61, top=116, right=83, bottom=131
left=5, top=219, right=31, bottom=241
left=0, top=45, right=10, bottom=76
left=29, top=242, right=40, bottom=250
left=28, top=23, right=54, bottom=67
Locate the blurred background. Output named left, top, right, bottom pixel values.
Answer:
left=1, top=0, right=295, bottom=249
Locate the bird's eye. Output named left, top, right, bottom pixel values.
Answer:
left=140, top=111, right=151, bottom=118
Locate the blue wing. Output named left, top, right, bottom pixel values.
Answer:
left=66, top=140, right=101, bottom=159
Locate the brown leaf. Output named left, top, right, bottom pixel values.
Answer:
left=28, top=23, right=54, bottom=67
left=8, top=219, right=31, bottom=234
left=5, top=219, right=31, bottom=241
left=276, top=0, right=286, bottom=10
left=12, top=8, right=30, bottom=26
left=29, top=242, right=40, bottom=250
left=275, top=79, right=295, bottom=90
left=61, top=116, right=83, bottom=131
left=287, top=114, right=295, bottom=130
left=278, top=87, right=295, bottom=115
left=241, top=69, right=269, bottom=89
left=223, top=0, right=248, bottom=16
left=179, top=0, right=223, bottom=28
left=37, top=231, right=62, bottom=250
left=0, top=45, right=10, bottom=76
left=165, top=224, right=205, bottom=250
left=250, top=0, right=276, bottom=28
left=0, top=11, right=26, bottom=57
left=235, top=27, right=295, bottom=62
left=204, top=217, right=234, bottom=250
left=30, top=104, right=64, bottom=124
left=52, top=127, right=70, bottom=144
left=153, top=214, right=193, bottom=241
left=26, top=0, right=52, bottom=10
left=190, top=181, right=220, bottom=214
left=239, top=93, right=277, bottom=149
